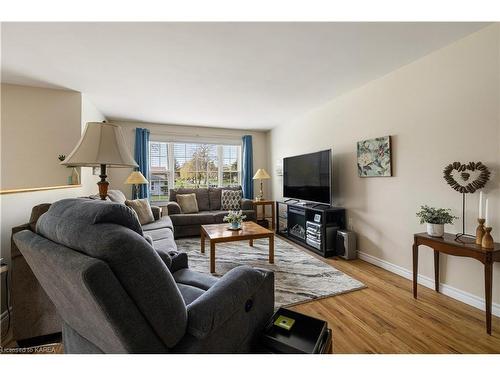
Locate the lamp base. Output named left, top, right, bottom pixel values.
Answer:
left=98, top=164, right=108, bottom=200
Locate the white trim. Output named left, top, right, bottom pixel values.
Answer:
left=150, top=132, right=241, bottom=145
left=357, top=251, right=500, bottom=317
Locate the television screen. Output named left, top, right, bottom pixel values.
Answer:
left=283, top=149, right=332, bottom=204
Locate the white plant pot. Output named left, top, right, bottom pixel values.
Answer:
left=427, top=223, right=444, bottom=237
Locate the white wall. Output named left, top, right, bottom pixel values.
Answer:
left=0, top=88, right=105, bottom=315
left=107, top=121, right=270, bottom=200
left=0, top=84, right=82, bottom=190
left=269, top=25, right=500, bottom=307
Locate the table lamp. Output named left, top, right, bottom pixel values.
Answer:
left=61, top=122, right=138, bottom=200
left=125, top=171, right=149, bottom=199
left=253, top=168, right=271, bottom=201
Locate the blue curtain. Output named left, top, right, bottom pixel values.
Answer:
left=241, top=135, right=254, bottom=199
left=134, top=128, right=150, bottom=199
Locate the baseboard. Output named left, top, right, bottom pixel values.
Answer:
left=357, top=251, right=500, bottom=317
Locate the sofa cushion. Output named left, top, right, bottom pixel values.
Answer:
left=170, top=188, right=210, bottom=212
left=141, top=216, right=174, bottom=232
left=176, top=193, right=199, bottom=214
left=37, top=198, right=143, bottom=236
left=169, top=212, right=216, bottom=226
left=221, top=189, right=242, bottom=210
left=107, top=190, right=127, bottom=204
left=125, top=199, right=155, bottom=225
left=211, top=210, right=228, bottom=224
left=208, top=187, right=241, bottom=211
left=177, top=284, right=204, bottom=305
left=173, top=269, right=218, bottom=291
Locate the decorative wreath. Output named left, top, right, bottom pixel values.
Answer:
left=443, top=161, right=490, bottom=194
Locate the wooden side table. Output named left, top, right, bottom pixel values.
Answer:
left=253, top=200, right=276, bottom=230
left=412, top=232, right=500, bottom=334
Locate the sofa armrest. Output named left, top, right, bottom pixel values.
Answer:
left=150, top=205, right=161, bottom=221
left=166, top=202, right=181, bottom=215
left=11, top=223, right=31, bottom=259
left=241, top=198, right=254, bottom=211
left=186, top=266, right=274, bottom=339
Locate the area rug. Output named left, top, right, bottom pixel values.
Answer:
left=176, top=236, right=365, bottom=307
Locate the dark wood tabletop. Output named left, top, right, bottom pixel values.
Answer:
left=414, top=232, right=500, bottom=252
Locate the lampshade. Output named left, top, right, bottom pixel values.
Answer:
left=125, top=171, right=149, bottom=185
left=61, top=122, right=138, bottom=168
left=253, top=168, right=271, bottom=180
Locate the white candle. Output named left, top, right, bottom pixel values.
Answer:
left=479, top=191, right=483, bottom=219
left=485, top=198, right=489, bottom=227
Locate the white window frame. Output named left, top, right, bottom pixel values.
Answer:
left=148, top=139, right=242, bottom=202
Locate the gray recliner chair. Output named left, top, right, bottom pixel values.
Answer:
left=13, top=198, right=274, bottom=353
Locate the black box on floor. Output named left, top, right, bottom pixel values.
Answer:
left=260, top=307, right=332, bottom=353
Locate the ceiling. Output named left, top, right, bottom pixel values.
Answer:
left=1, top=22, right=488, bottom=130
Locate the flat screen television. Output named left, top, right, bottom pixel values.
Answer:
left=283, top=149, right=332, bottom=205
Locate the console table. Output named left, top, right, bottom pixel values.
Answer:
left=412, top=232, right=500, bottom=334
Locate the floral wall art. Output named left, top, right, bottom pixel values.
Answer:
left=357, top=136, right=392, bottom=177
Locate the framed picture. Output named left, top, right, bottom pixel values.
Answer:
left=357, top=136, right=392, bottom=177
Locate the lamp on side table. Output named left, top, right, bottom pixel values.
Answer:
left=125, top=171, right=149, bottom=199
left=253, top=168, right=271, bottom=201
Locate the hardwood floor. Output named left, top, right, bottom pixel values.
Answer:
left=3, top=249, right=500, bottom=354
left=291, top=254, right=500, bottom=353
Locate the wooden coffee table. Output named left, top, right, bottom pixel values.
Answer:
left=201, top=221, right=274, bottom=273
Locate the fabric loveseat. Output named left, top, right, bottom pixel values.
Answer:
left=13, top=198, right=274, bottom=353
left=166, top=186, right=256, bottom=238
left=10, top=191, right=177, bottom=343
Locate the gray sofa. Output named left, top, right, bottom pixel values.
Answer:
left=10, top=191, right=177, bottom=343
left=13, top=198, right=274, bottom=353
left=166, top=187, right=256, bottom=238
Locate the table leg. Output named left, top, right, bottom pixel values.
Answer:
left=269, top=235, right=274, bottom=264
left=412, top=243, right=418, bottom=299
left=210, top=241, right=216, bottom=274
left=249, top=239, right=253, bottom=247
left=434, top=250, right=440, bottom=292
left=485, top=261, right=493, bottom=334
left=201, top=230, right=205, bottom=254
left=271, top=203, right=276, bottom=230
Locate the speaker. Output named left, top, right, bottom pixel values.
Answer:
left=336, top=230, right=357, bottom=260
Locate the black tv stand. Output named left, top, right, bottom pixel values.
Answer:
left=284, top=198, right=300, bottom=203
left=276, top=201, right=346, bottom=258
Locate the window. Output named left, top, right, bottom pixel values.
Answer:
left=148, top=141, right=241, bottom=202
left=149, top=142, right=170, bottom=202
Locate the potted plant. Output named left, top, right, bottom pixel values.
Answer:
left=223, top=210, right=247, bottom=230
left=416, top=205, right=458, bottom=237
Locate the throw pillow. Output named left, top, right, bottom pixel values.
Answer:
left=176, top=193, right=199, bottom=214
left=125, top=198, right=155, bottom=225
left=221, top=189, right=242, bottom=210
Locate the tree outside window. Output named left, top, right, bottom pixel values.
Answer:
left=149, top=141, right=241, bottom=202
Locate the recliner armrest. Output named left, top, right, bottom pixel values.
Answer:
left=166, top=202, right=181, bottom=215
left=240, top=198, right=254, bottom=211
left=186, top=266, right=274, bottom=339
left=168, top=251, right=188, bottom=272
